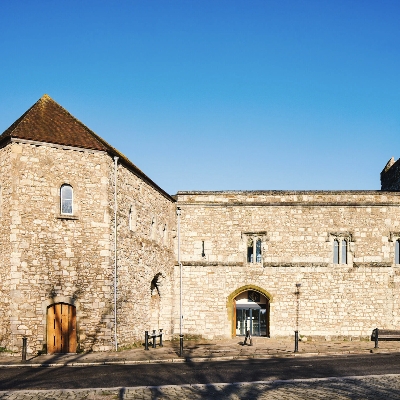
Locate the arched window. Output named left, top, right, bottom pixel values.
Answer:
left=333, top=239, right=339, bottom=264
left=395, top=239, right=400, bottom=265
left=60, top=184, right=73, bottom=215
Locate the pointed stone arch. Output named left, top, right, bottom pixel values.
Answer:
left=150, top=272, right=166, bottom=330
left=227, top=285, right=273, bottom=338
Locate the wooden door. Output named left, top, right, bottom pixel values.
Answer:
left=47, top=303, right=76, bottom=353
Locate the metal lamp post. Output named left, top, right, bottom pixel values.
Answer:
left=177, top=207, right=183, bottom=356
left=294, top=283, right=301, bottom=353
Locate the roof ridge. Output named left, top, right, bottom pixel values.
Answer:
left=0, top=95, right=175, bottom=202
left=0, top=94, right=108, bottom=152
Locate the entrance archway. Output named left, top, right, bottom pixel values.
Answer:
left=227, top=285, right=272, bottom=338
left=47, top=303, right=77, bottom=353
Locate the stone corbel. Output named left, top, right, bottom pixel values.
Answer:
left=389, top=232, right=400, bottom=242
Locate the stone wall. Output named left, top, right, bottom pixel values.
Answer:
left=174, top=191, right=400, bottom=339
left=4, top=141, right=114, bottom=353
left=0, top=139, right=177, bottom=354
left=114, top=162, right=176, bottom=346
left=0, top=94, right=181, bottom=352
left=3, top=133, right=400, bottom=350
left=0, top=144, right=12, bottom=349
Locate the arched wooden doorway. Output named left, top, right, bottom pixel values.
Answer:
left=47, top=303, right=77, bottom=353
left=227, top=285, right=272, bottom=338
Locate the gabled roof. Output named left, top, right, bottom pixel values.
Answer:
left=0, top=94, right=109, bottom=151
left=0, top=95, right=174, bottom=201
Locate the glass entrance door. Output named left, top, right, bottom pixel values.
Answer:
left=236, top=308, right=267, bottom=336
left=236, top=309, right=247, bottom=335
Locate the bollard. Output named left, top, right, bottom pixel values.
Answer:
left=22, top=337, right=27, bottom=362
left=159, top=329, right=163, bottom=347
left=374, top=327, right=379, bottom=349
left=152, top=330, right=157, bottom=348
left=145, top=331, right=149, bottom=350
left=294, top=330, right=299, bottom=353
left=179, top=334, right=184, bottom=357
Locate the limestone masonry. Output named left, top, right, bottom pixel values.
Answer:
left=0, top=95, right=399, bottom=354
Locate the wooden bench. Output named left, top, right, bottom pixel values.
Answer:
left=371, top=328, right=400, bottom=348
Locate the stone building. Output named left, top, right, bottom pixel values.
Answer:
left=175, top=190, right=400, bottom=339
left=0, top=95, right=399, bottom=354
left=0, top=95, right=175, bottom=354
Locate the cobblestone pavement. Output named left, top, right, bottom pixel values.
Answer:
left=1, top=374, right=400, bottom=399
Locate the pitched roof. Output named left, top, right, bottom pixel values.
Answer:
left=0, top=94, right=110, bottom=151
left=0, top=95, right=174, bottom=201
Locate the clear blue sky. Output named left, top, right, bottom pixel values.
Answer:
left=1, top=0, right=399, bottom=194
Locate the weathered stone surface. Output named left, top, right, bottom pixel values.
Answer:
left=0, top=140, right=175, bottom=353
left=174, top=191, right=400, bottom=339
left=2, top=97, right=400, bottom=354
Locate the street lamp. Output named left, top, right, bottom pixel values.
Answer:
left=176, top=207, right=183, bottom=356
left=294, top=283, right=301, bottom=353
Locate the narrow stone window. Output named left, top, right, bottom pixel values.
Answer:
left=150, top=216, right=156, bottom=239
left=60, top=184, right=73, bottom=215
left=333, top=239, right=339, bottom=264
left=256, top=239, right=262, bottom=263
left=341, top=240, right=348, bottom=264
left=247, top=238, right=254, bottom=263
left=129, top=206, right=137, bottom=231
left=201, top=240, right=205, bottom=258
left=247, top=236, right=262, bottom=263
left=163, top=223, right=168, bottom=245
left=395, top=240, right=400, bottom=265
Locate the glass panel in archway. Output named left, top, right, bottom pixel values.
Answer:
left=260, top=308, right=267, bottom=336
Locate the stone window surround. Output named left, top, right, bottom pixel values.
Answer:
left=60, top=184, right=73, bottom=215
left=327, top=232, right=353, bottom=265
left=389, top=232, right=400, bottom=265
left=58, top=183, right=79, bottom=220
left=242, top=231, right=268, bottom=264
left=129, top=205, right=137, bottom=232
left=162, top=223, right=168, bottom=246
left=150, top=215, right=156, bottom=239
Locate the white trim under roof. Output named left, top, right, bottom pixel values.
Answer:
left=10, top=138, right=106, bottom=154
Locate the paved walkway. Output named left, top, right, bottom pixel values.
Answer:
left=1, top=375, right=400, bottom=399
left=1, top=338, right=400, bottom=399
left=0, top=336, right=399, bottom=367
